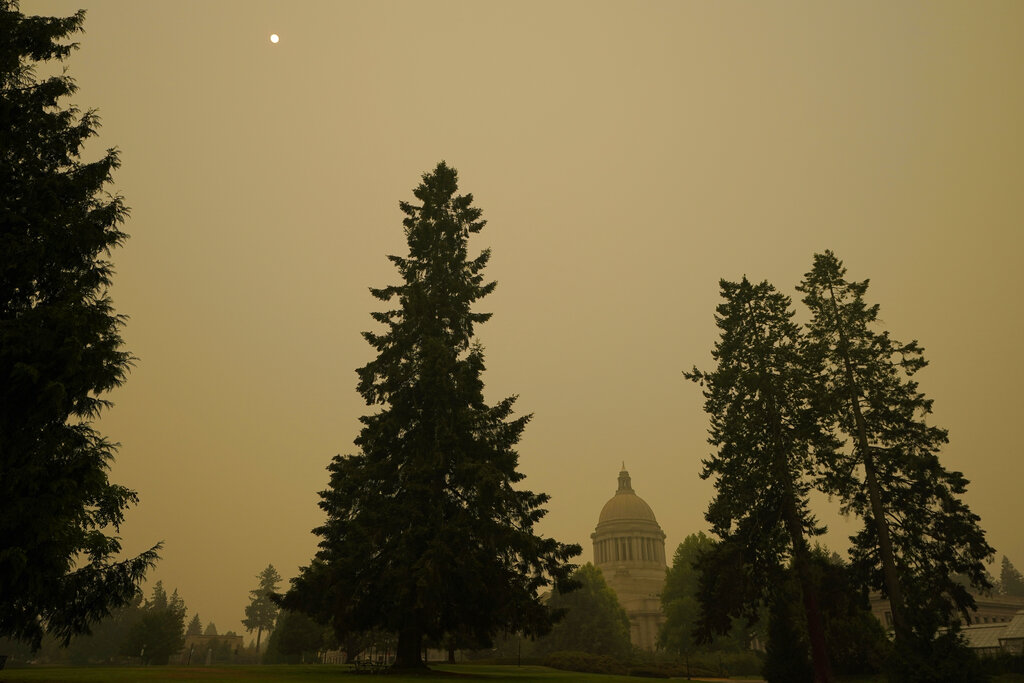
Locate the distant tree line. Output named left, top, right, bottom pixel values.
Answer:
left=0, top=581, right=187, bottom=666
left=0, top=566, right=290, bottom=667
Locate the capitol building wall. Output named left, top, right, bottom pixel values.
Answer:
left=591, top=467, right=667, bottom=651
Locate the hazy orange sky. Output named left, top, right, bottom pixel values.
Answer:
left=26, top=1, right=1024, bottom=637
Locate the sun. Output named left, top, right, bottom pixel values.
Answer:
left=269, top=33, right=279, bottom=44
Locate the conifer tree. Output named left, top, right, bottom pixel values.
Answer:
left=242, top=564, right=280, bottom=650
left=0, top=1, right=158, bottom=648
left=121, top=582, right=186, bottom=665
left=797, top=251, right=993, bottom=650
left=283, top=162, right=579, bottom=669
left=1000, top=556, right=1024, bottom=598
left=687, top=277, right=834, bottom=683
left=186, top=614, right=202, bottom=636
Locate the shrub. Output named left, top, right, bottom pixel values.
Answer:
left=543, top=650, right=628, bottom=675
left=888, top=631, right=989, bottom=683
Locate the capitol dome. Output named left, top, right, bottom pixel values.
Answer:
left=591, top=466, right=667, bottom=652
left=598, top=470, right=658, bottom=524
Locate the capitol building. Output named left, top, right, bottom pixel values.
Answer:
left=592, top=466, right=667, bottom=651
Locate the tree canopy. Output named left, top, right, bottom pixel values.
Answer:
left=798, top=251, right=993, bottom=647
left=282, top=162, right=579, bottom=669
left=687, top=277, right=835, bottom=682
left=242, top=564, right=280, bottom=650
left=1000, top=556, right=1024, bottom=598
left=659, top=532, right=752, bottom=656
left=0, top=0, right=157, bottom=648
left=659, top=532, right=711, bottom=657
left=263, top=610, right=331, bottom=665
left=688, top=254, right=996, bottom=682
left=761, top=548, right=888, bottom=683
left=534, top=563, right=631, bottom=659
left=121, top=582, right=186, bottom=665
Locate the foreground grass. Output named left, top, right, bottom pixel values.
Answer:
left=0, top=663, right=735, bottom=682
left=4, top=665, right=1022, bottom=683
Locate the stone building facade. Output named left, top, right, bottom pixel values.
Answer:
left=592, top=466, right=667, bottom=651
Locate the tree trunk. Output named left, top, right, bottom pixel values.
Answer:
left=829, top=284, right=909, bottom=646
left=782, top=496, right=834, bottom=683
left=447, top=645, right=456, bottom=664
left=765, top=375, right=833, bottom=683
left=393, top=627, right=426, bottom=670
left=255, top=627, right=262, bottom=651
left=344, top=634, right=361, bottom=664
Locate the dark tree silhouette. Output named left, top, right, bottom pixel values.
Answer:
left=0, top=1, right=158, bottom=648
left=798, top=251, right=993, bottom=653
left=121, top=582, right=186, bottom=665
left=242, top=564, right=280, bottom=650
left=263, top=610, right=329, bottom=665
left=282, top=162, right=579, bottom=669
left=687, top=277, right=835, bottom=683
left=761, top=549, right=888, bottom=683
left=1001, top=556, right=1024, bottom=598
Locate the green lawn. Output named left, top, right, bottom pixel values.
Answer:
left=4, top=664, right=1023, bottom=683
left=0, top=663, right=734, bottom=682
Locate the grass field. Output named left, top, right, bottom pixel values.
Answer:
left=0, top=663, right=735, bottom=683
left=2, top=665, right=1022, bottom=683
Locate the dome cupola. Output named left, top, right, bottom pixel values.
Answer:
left=598, top=466, right=658, bottom=524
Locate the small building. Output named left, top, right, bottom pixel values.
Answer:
left=998, top=610, right=1024, bottom=654
left=869, top=592, right=1024, bottom=631
left=960, top=610, right=1024, bottom=656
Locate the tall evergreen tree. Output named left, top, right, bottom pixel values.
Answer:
left=999, top=556, right=1024, bottom=598
left=242, top=564, right=280, bottom=650
left=797, top=251, right=993, bottom=650
left=186, top=614, right=202, bottom=637
left=282, top=162, right=579, bottom=669
left=0, top=1, right=158, bottom=648
left=686, top=277, right=835, bottom=683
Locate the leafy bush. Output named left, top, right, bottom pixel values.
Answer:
left=982, top=653, right=1024, bottom=675
left=888, top=630, right=989, bottom=683
left=638, top=651, right=761, bottom=678
left=543, top=648, right=763, bottom=679
left=688, top=650, right=764, bottom=676
left=543, top=650, right=628, bottom=675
